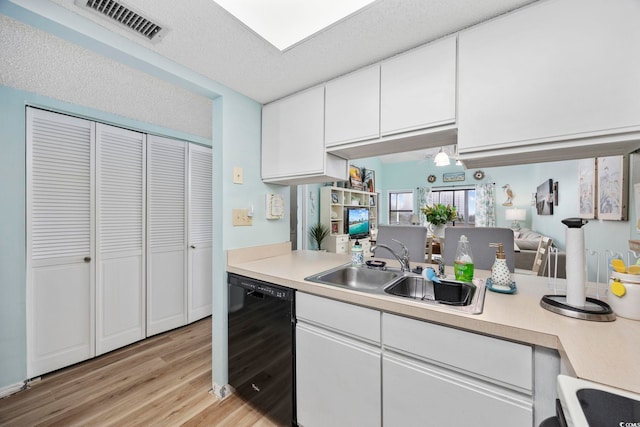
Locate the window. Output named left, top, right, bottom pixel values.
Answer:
left=430, top=188, right=475, bottom=226
left=389, top=191, right=414, bottom=225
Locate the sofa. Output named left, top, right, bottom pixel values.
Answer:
left=514, top=228, right=566, bottom=278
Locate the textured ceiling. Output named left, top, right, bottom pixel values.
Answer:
left=51, top=0, right=537, bottom=104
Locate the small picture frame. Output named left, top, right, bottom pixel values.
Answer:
left=443, top=172, right=465, bottom=183
left=331, top=192, right=339, bottom=204
left=349, top=165, right=363, bottom=190
left=331, top=223, right=339, bottom=234
left=363, top=168, right=376, bottom=193
left=369, top=195, right=376, bottom=206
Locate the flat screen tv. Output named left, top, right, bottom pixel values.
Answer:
left=345, top=207, right=370, bottom=239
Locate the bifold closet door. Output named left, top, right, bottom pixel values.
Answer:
left=147, top=135, right=188, bottom=336
left=96, top=123, right=146, bottom=355
left=26, top=108, right=95, bottom=377
left=187, top=144, right=213, bottom=322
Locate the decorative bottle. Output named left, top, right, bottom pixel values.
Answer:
left=351, top=239, right=364, bottom=266
left=454, top=235, right=474, bottom=282
left=489, top=243, right=511, bottom=288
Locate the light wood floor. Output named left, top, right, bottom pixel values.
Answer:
left=0, top=318, right=284, bottom=426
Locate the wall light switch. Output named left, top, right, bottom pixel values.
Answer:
left=233, top=166, right=243, bottom=184
left=232, top=208, right=252, bottom=226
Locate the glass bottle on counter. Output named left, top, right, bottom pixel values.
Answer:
left=454, top=235, right=474, bottom=282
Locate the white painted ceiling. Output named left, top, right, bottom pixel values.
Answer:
left=53, top=0, right=537, bottom=104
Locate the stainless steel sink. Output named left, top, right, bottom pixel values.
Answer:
left=305, top=265, right=402, bottom=291
left=385, top=275, right=476, bottom=306
left=305, top=264, right=486, bottom=314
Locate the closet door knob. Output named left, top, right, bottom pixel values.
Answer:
left=84, top=256, right=91, bottom=262
left=190, top=245, right=196, bottom=249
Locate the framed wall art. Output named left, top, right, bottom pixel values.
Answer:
left=597, top=155, right=629, bottom=220
left=443, top=172, right=465, bottom=183
left=348, top=165, right=363, bottom=190
left=363, top=168, right=376, bottom=193
left=536, top=179, right=554, bottom=215
left=578, top=158, right=596, bottom=219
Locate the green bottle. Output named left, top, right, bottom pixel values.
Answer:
left=454, top=235, right=474, bottom=282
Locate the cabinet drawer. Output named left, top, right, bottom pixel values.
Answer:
left=335, top=244, right=348, bottom=254
left=382, top=313, right=532, bottom=391
left=297, top=293, right=380, bottom=343
left=335, top=235, right=349, bottom=244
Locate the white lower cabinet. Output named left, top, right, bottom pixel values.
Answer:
left=383, top=354, right=531, bottom=427
left=296, top=293, right=381, bottom=427
left=382, top=313, right=533, bottom=426
left=296, top=324, right=381, bottom=427
left=295, top=294, right=542, bottom=426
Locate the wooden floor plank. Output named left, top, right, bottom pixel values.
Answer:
left=0, top=317, right=288, bottom=426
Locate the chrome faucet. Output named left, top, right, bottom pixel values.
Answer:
left=371, top=239, right=411, bottom=272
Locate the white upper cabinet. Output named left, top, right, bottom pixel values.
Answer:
left=458, top=0, right=640, bottom=167
left=325, top=65, right=381, bottom=147
left=262, top=85, right=347, bottom=185
left=381, top=35, right=457, bottom=136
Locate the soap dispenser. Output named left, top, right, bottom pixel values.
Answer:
left=489, top=243, right=511, bottom=288
left=351, top=239, right=364, bottom=266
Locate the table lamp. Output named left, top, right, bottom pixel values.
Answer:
left=505, top=208, right=526, bottom=230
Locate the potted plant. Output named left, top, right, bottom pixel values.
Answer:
left=308, top=222, right=330, bottom=251
left=420, top=204, right=457, bottom=238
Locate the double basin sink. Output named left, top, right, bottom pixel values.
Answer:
left=305, top=264, right=486, bottom=315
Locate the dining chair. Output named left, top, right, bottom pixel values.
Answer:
left=532, top=236, right=553, bottom=276
left=373, top=224, right=429, bottom=264
left=442, top=227, right=515, bottom=272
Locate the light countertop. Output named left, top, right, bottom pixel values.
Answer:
left=226, top=243, right=640, bottom=394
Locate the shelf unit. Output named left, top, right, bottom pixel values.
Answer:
left=320, top=186, right=378, bottom=254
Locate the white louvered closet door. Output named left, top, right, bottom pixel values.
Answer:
left=96, top=124, right=146, bottom=355
left=147, top=135, right=188, bottom=336
left=188, top=145, right=213, bottom=322
left=26, top=108, right=95, bottom=377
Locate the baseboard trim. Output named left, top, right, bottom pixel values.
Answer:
left=211, top=383, right=234, bottom=401
left=0, top=381, right=25, bottom=398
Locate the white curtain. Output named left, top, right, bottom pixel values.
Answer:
left=416, top=187, right=432, bottom=224
left=474, top=183, right=496, bottom=227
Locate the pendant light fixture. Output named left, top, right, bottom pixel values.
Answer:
left=434, top=147, right=450, bottom=166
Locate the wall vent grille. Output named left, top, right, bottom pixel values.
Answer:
left=77, top=0, right=169, bottom=42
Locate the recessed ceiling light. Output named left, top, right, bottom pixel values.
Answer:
left=213, top=0, right=376, bottom=51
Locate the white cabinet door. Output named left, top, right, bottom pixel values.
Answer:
left=147, top=135, right=187, bottom=336
left=381, top=35, right=457, bottom=135
left=262, top=86, right=327, bottom=180
left=187, top=144, right=212, bottom=322
left=26, top=108, right=95, bottom=377
left=383, top=353, right=532, bottom=427
left=95, top=123, right=146, bottom=355
left=458, top=0, right=640, bottom=154
left=325, top=65, right=380, bottom=146
left=296, top=323, right=381, bottom=427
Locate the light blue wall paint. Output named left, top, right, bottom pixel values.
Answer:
left=221, top=96, right=290, bottom=250
left=0, top=87, right=28, bottom=389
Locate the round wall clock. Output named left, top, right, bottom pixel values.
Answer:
left=473, top=170, right=485, bottom=180
left=427, top=174, right=436, bottom=183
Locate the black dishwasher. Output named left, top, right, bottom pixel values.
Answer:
left=227, top=273, right=296, bottom=426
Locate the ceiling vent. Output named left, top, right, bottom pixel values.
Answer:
left=75, top=0, right=169, bottom=43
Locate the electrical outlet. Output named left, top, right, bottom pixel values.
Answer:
left=232, top=208, right=252, bottom=226
left=233, top=166, right=243, bottom=184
